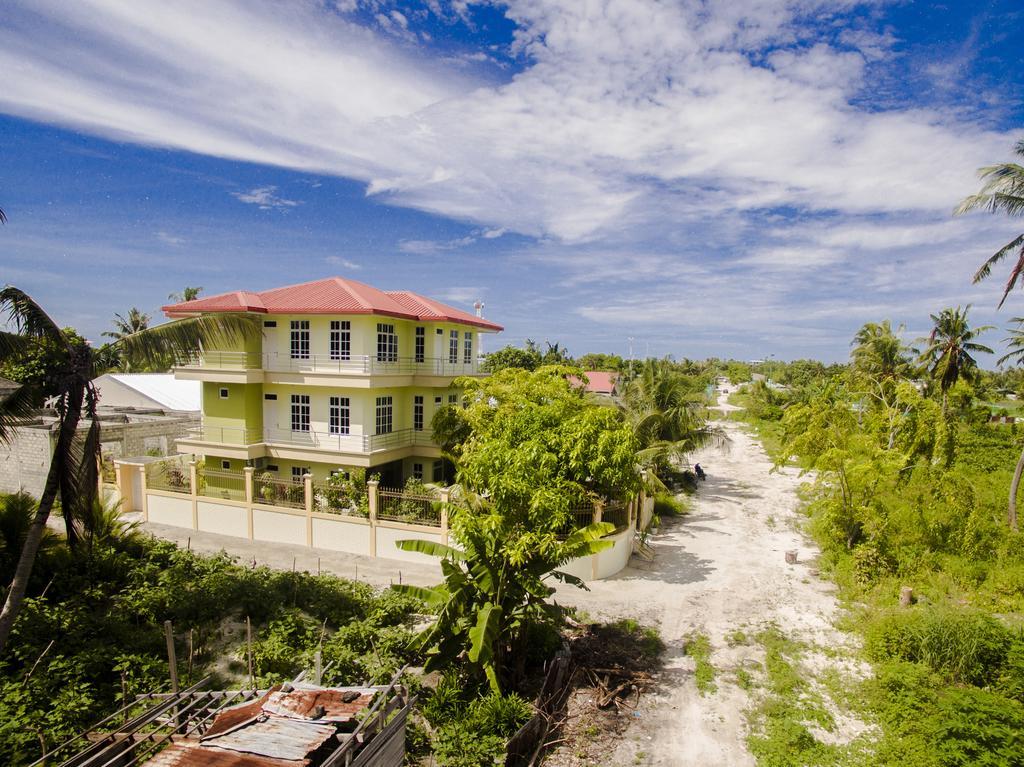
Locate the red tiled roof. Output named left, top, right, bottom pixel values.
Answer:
left=162, top=277, right=502, bottom=331
left=569, top=371, right=618, bottom=395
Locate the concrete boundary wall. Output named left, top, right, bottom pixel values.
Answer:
left=116, top=459, right=641, bottom=580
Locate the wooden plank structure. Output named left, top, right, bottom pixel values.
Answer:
left=32, top=670, right=411, bottom=767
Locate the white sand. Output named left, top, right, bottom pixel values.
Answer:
left=553, top=392, right=858, bottom=766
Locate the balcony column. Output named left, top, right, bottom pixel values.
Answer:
left=304, top=473, right=314, bottom=547
left=439, top=487, right=450, bottom=546
left=244, top=467, right=255, bottom=540
left=367, top=479, right=379, bottom=557
left=189, top=461, right=199, bottom=530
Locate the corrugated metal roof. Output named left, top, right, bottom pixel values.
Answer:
left=96, top=373, right=201, bottom=411
left=162, top=277, right=502, bottom=331
left=262, top=685, right=377, bottom=722
left=144, top=742, right=303, bottom=767
left=202, top=716, right=338, bottom=761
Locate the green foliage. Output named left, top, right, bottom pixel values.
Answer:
left=653, top=491, right=687, bottom=517
left=481, top=344, right=542, bottom=373
left=0, top=326, right=90, bottom=406
left=0, top=537, right=421, bottom=766
left=684, top=633, right=716, bottom=695
left=576, top=352, right=625, bottom=371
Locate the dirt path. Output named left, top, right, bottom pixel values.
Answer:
left=552, top=392, right=853, bottom=766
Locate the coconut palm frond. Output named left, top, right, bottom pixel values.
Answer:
left=0, top=384, right=37, bottom=447
left=0, top=287, right=66, bottom=346
left=113, top=312, right=260, bottom=363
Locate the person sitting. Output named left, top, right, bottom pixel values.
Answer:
left=694, top=463, right=706, bottom=481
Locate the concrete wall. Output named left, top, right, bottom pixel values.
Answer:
left=253, top=507, right=307, bottom=546
left=311, top=515, right=372, bottom=555
left=0, top=426, right=51, bottom=496
left=375, top=524, right=444, bottom=565
left=147, top=492, right=193, bottom=528
left=197, top=500, right=248, bottom=538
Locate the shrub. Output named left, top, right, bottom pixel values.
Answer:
left=653, top=491, right=686, bottom=517
left=864, top=609, right=1014, bottom=686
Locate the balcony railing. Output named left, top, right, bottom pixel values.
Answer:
left=177, top=351, right=483, bottom=377
left=181, top=425, right=437, bottom=454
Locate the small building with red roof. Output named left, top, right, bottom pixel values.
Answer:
left=568, top=371, right=620, bottom=397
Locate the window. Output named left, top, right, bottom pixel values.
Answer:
left=449, top=330, right=459, bottom=364
left=448, top=393, right=458, bottom=405
left=291, top=466, right=308, bottom=483
left=290, top=394, right=310, bottom=432
left=464, top=331, right=473, bottom=364
left=413, top=462, right=423, bottom=480
left=330, top=468, right=350, bottom=480
left=413, top=395, right=424, bottom=431
left=432, top=460, right=443, bottom=483
left=329, top=396, right=350, bottom=435
left=219, top=387, right=229, bottom=399
left=375, top=395, right=393, bottom=434
left=436, top=328, right=443, bottom=335
left=330, top=320, right=351, bottom=361
left=221, top=459, right=231, bottom=470
left=264, top=393, right=277, bottom=401
left=376, top=323, right=398, bottom=362
left=290, top=320, right=310, bottom=359
left=267, top=464, right=279, bottom=472
left=415, top=327, right=425, bottom=363
left=263, top=320, right=277, bottom=328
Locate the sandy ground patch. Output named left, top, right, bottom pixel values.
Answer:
left=550, top=392, right=860, bottom=766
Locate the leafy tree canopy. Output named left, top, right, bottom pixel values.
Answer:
left=0, top=326, right=89, bottom=406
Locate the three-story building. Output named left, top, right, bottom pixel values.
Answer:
left=163, top=277, right=502, bottom=486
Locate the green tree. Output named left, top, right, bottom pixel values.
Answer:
left=918, top=306, right=993, bottom=413
left=396, top=499, right=613, bottom=693
left=0, top=286, right=259, bottom=653
left=956, top=138, right=1024, bottom=308
left=480, top=344, right=542, bottom=373
left=102, top=308, right=173, bottom=372
left=851, top=320, right=913, bottom=383
left=576, top=352, right=625, bottom=371
left=167, top=286, right=203, bottom=303
left=994, top=318, right=1024, bottom=531
left=619, top=359, right=723, bottom=468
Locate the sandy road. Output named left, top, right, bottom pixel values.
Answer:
left=552, top=394, right=849, bottom=765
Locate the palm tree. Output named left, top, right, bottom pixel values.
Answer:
left=956, top=139, right=1024, bottom=308
left=850, top=320, right=913, bottom=382
left=0, top=286, right=258, bottom=652
left=168, top=286, right=203, bottom=303
left=918, top=306, right=993, bottom=413
left=102, top=308, right=151, bottom=341
left=619, top=359, right=724, bottom=467
left=995, top=318, right=1024, bottom=531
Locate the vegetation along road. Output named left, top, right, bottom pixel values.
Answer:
left=554, top=392, right=868, bottom=766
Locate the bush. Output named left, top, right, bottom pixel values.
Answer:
left=864, top=608, right=1015, bottom=687
left=653, top=491, right=686, bottom=517
left=432, top=690, right=533, bottom=767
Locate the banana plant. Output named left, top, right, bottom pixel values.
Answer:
left=395, top=495, right=613, bottom=694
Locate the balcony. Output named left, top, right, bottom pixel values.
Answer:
left=176, top=352, right=484, bottom=381
left=176, top=425, right=439, bottom=460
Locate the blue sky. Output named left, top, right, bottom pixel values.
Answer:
left=1, top=0, right=1023, bottom=363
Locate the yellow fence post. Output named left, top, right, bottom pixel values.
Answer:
left=367, top=479, right=379, bottom=557
left=244, top=467, right=255, bottom=540
left=140, top=464, right=149, bottom=522
left=113, top=460, right=128, bottom=511
left=304, top=473, right=314, bottom=547
left=189, top=461, right=199, bottom=531
left=439, top=487, right=450, bottom=546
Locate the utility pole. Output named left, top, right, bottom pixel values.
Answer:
left=628, top=337, right=634, bottom=377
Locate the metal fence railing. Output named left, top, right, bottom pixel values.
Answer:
left=200, top=468, right=246, bottom=501
left=377, top=486, right=442, bottom=527
left=555, top=503, right=597, bottom=537
left=313, top=481, right=369, bottom=517
left=253, top=473, right=306, bottom=509
left=601, top=502, right=630, bottom=533
left=145, top=461, right=191, bottom=494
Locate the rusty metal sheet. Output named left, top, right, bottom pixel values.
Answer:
left=201, top=716, right=338, bottom=761
left=203, top=687, right=281, bottom=739
left=144, top=742, right=304, bottom=767
left=261, top=686, right=377, bottom=723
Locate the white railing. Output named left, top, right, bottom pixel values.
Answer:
left=263, top=426, right=436, bottom=454
left=177, top=351, right=483, bottom=377
left=179, top=425, right=263, bottom=445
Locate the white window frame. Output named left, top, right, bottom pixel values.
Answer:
left=329, top=396, right=350, bottom=435
left=376, top=323, right=398, bottom=362
left=415, top=326, right=425, bottom=363
left=330, top=320, right=351, bottom=361
left=290, top=320, right=310, bottom=360
left=375, top=395, right=393, bottom=434
left=413, top=395, right=424, bottom=431
left=448, top=329, right=459, bottom=364
left=463, top=331, right=473, bottom=364
left=290, top=394, right=310, bottom=432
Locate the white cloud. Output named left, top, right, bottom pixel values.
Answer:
left=325, top=256, right=362, bottom=270
left=231, top=185, right=300, bottom=210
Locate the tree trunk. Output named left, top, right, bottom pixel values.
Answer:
left=1008, top=444, right=1024, bottom=533
left=0, top=403, right=82, bottom=654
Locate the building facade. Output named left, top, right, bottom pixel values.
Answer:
left=164, top=277, right=502, bottom=486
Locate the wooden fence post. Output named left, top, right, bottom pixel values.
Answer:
left=244, top=467, right=255, bottom=540
left=189, top=461, right=199, bottom=530
left=304, top=473, right=314, bottom=547
left=367, top=479, right=379, bottom=557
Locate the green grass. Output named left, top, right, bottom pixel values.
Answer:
left=684, top=633, right=717, bottom=695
